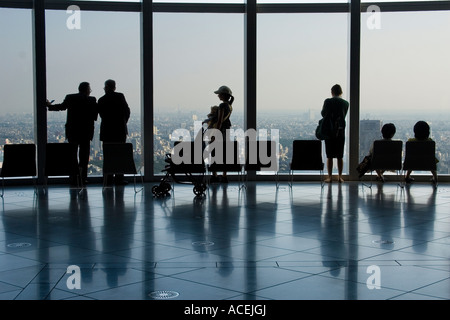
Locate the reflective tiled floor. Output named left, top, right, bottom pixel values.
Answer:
left=0, top=180, right=449, bottom=300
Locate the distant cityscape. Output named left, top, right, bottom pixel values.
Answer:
left=1, top=110, right=449, bottom=176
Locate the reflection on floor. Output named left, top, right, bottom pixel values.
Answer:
left=0, top=181, right=449, bottom=300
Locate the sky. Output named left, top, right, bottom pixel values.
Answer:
left=1, top=3, right=450, bottom=119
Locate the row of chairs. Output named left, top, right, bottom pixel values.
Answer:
left=0, top=142, right=142, bottom=197
left=164, top=139, right=324, bottom=192
left=167, top=138, right=436, bottom=189
left=1, top=139, right=436, bottom=197
left=362, top=139, right=437, bottom=187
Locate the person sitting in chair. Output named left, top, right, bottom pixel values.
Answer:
left=366, top=123, right=397, bottom=183
left=404, top=120, right=438, bottom=185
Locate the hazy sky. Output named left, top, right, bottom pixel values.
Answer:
left=1, top=4, right=450, bottom=119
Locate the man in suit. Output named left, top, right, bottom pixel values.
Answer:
left=46, top=82, right=98, bottom=185
left=97, top=79, right=131, bottom=185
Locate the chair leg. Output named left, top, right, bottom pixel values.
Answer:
left=320, top=170, right=325, bottom=189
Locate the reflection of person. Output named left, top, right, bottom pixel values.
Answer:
left=209, top=85, right=234, bottom=183
left=366, top=123, right=396, bottom=182
left=404, top=120, right=438, bottom=185
left=321, top=84, right=349, bottom=183
left=97, top=79, right=131, bottom=185
left=46, top=82, right=98, bottom=185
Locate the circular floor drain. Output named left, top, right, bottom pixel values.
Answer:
left=192, top=241, right=215, bottom=247
left=149, top=290, right=179, bottom=300
left=7, top=242, right=32, bottom=248
left=372, top=240, right=394, bottom=244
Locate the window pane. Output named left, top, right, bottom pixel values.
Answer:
left=360, top=11, right=450, bottom=175
left=362, top=0, right=448, bottom=2
left=154, top=0, right=243, bottom=3
left=46, top=10, right=142, bottom=177
left=258, top=1, right=348, bottom=3
left=0, top=8, right=34, bottom=168
left=153, top=13, right=244, bottom=175
left=66, top=0, right=141, bottom=2
left=257, top=13, right=349, bottom=175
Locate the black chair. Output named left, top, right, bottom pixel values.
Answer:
left=402, top=140, right=437, bottom=187
left=102, top=142, right=143, bottom=193
left=207, top=140, right=244, bottom=188
left=44, top=143, right=81, bottom=190
left=362, top=140, right=403, bottom=188
left=289, top=140, right=324, bottom=188
left=0, top=144, right=37, bottom=197
left=244, top=139, right=278, bottom=188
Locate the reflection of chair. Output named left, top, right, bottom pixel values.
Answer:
left=207, top=140, right=244, bottom=188
left=244, top=139, right=278, bottom=188
left=45, top=143, right=81, bottom=189
left=0, top=144, right=37, bottom=197
left=402, top=140, right=437, bottom=186
left=363, top=140, right=403, bottom=188
left=289, top=140, right=324, bottom=188
left=102, top=142, right=143, bottom=193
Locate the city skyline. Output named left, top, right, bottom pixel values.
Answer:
left=1, top=7, right=450, bottom=117
left=1, top=110, right=448, bottom=177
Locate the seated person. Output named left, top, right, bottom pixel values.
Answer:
left=404, top=120, right=438, bottom=184
left=366, top=123, right=397, bottom=182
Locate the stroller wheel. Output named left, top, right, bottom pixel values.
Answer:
left=162, top=182, right=172, bottom=193
left=193, top=185, right=204, bottom=196
left=152, top=185, right=159, bottom=195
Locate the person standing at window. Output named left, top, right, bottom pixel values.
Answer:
left=46, top=81, right=98, bottom=185
left=97, top=79, right=131, bottom=185
left=321, top=84, right=349, bottom=183
left=209, top=85, right=234, bottom=183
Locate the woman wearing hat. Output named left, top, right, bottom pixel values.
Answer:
left=210, top=85, right=234, bottom=183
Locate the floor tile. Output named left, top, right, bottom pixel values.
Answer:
left=0, top=181, right=448, bottom=301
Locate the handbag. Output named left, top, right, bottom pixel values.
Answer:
left=315, top=116, right=333, bottom=140
left=356, top=156, right=372, bottom=178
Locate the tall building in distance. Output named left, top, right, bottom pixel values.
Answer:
left=359, top=119, right=382, bottom=160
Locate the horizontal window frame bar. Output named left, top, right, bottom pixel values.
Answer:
left=361, top=1, right=450, bottom=12
left=2, top=1, right=450, bottom=13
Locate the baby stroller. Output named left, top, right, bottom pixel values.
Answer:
left=152, top=140, right=207, bottom=197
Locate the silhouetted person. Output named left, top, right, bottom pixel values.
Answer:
left=97, top=79, right=131, bottom=185
left=366, top=123, right=397, bottom=182
left=209, top=85, right=234, bottom=184
left=321, top=84, right=349, bottom=183
left=405, top=120, right=438, bottom=185
left=46, top=82, right=98, bottom=185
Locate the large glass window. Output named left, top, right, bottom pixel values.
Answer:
left=257, top=13, right=349, bottom=175
left=360, top=10, right=450, bottom=175
left=258, top=0, right=348, bottom=3
left=0, top=8, right=34, bottom=167
left=45, top=10, right=142, bottom=177
left=153, top=13, right=244, bottom=175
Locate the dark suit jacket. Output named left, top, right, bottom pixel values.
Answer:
left=48, top=93, right=98, bottom=142
left=97, top=92, right=131, bottom=142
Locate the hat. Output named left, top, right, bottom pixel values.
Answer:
left=214, top=85, right=232, bottom=95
